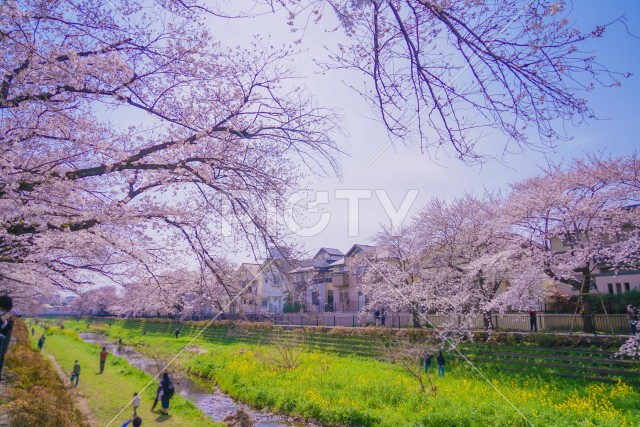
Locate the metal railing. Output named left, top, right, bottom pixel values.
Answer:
left=37, top=312, right=635, bottom=335
left=271, top=312, right=633, bottom=334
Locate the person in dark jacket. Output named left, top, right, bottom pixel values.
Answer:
left=38, top=334, right=46, bottom=351
left=159, top=372, right=173, bottom=415
left=70, top=360, right=81, bottom=387
left=437, top=351, right=445, bottom=377
left=373, top=310, right=381, bottom=327
left=529, top=310, right=538, bottom=332
left=0, top=295, right=14, bottom=380
left=424, top=353, right=432, bottom=372
left=628, top=305, right=637, bottom=335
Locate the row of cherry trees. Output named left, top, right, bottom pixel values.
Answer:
left=69, top=262, right=246, bottom=318
left=1, top=1, right=626, bottom=308
left=0, top=0, right=340, bottom=305
left=357, top=154, right=640, bottom=335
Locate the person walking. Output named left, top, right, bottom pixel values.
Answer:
left=159, top=372, right=174, bottom=415
left=120, top=416, right=142, bottom=427
left=0, top=295, right=14, bottom=380
left=70, top=360, right=81, bottom=387
left=132, top=392, right=141, bottom=416
left=424, top=353, right=432, bottom=372
left=529, top=310, right=538, bottom=332
left=31, top=327, right=35, bottom=336
left=380, top=308, right=386, bottom=327
left=374, top=310, right=381, bottom=327
left=174, top=328, right=180, bottom=338
left=628, top=305, right=637, bottom=335
left=99, top=347, right=108, bottom=373
left=37, top=334, right=46, bottom=351
left=437, top=351, right=445, bottom=377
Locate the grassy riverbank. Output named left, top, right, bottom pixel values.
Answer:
left=61, top=318, right=640, bottom=427
left=1, top=319, right=88, bottom=427
left=31, top=323, right=219, bottom=427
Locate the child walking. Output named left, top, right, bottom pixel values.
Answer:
left=132, top=392, right=141, bottom=416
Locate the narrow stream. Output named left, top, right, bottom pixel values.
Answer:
left=79, top=332, right=312, bottom=427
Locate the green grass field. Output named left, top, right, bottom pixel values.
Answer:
left=54, top=319, right=640, bottom=427
left=29, top=323, right=219, bottom=427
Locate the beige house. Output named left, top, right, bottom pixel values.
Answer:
left=236, top=263, right=261, bottom=314
left=331, top=244, right=375, bottom=312
left=288, top=247, right=344, bottom=312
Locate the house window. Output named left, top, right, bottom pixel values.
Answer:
left=261, top=298, right=268, bottom=308
left=624, top=282, right=631, bottom=292
left=562, top=234, right=579, bottom=246
left=607, top=283, right=614, bottom=294
left=615, top=283, right=622, bottom=294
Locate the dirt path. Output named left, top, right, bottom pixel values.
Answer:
left=0, top=375, right=12, bottom=427
left=47, top=354, right=97, bottom=427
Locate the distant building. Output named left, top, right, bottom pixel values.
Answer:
left=331, top=244, right=376, bottom=312
left=288, top=247, right=344, bottom=312
left=236, top=263, right=261, bottom=314
left=256, top=248, right=298, bottom=313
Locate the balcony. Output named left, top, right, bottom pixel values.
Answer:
left=312, top=274, right=332, bottom=284
left=332, top=272, right=349, bottom=287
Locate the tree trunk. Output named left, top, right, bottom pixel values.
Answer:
left=579, top=273, right=595, bottom=334
left=411, top=305, right=422, bottom=328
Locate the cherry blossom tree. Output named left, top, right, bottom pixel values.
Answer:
left=503, top=154, right=640, bottom=332
left=358, top=194, right=542, bottom=334
left=116, top=261, right=245, bottom=319
left=361, top=154, right=640, bottom=339
left=71, top=286, right=121, bottom=316
left=354, top=225, right=426, bottom=327
left=616, top=335, right=640, bottom=359
left=279, top=0, right=628, bottom=161
left=1, top=0, right=340, bottom=299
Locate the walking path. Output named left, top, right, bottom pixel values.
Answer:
left=47, top=354, right=97, bottom=427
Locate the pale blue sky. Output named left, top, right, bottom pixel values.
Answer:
left=215, top=2, right=640, bottom=261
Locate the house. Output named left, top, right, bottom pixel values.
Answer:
left=549, top=213, right=640, bottom=297
left=288, top=247, right=344, bottom=312
left=331, top=244, right=376, bottom=312
left=256, top=248, right=298, bottom=313
left=235, top=262, right=261, bottom=314
left=594, top=270, right=640, bottom=296
left=288, top=260, right=316, bottom=310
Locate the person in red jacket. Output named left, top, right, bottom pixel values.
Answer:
left=99, top=347, right=108, bottom=374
